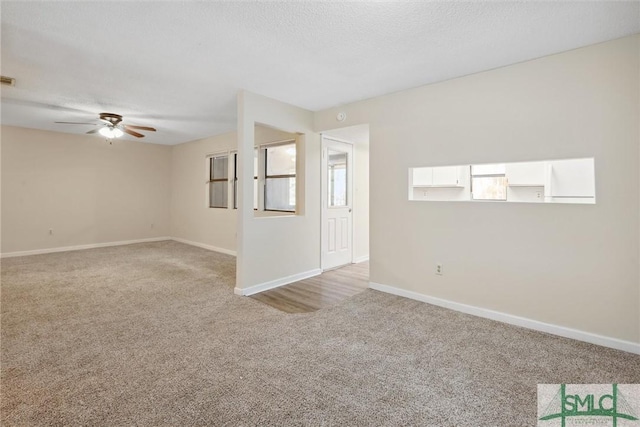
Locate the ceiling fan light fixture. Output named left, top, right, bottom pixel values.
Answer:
left=56, top=112, right=154, bottom=139
left=98, top=126, right=123, bottom=138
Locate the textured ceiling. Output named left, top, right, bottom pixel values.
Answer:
left=1, top=1, right=639, bottom=145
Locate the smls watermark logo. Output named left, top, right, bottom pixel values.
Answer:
left=538, top=384, right=640, bottom=427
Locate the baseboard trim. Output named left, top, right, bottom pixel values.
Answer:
left=1, top=236, right=237, bottom=259
left=170, top=237, right=236, bottom=256
left=369, top=282, right=640, bottom=355
left=235, top=268, right=322, bottom=296
left=353, top=255, right=370, bottom=264
left=0, top=237, right=172, bottom=259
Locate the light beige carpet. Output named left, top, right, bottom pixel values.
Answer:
left=1, top=241, right=638, bottom=426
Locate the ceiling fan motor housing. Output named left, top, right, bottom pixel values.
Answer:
left=100, top=112, right=123, bottom=125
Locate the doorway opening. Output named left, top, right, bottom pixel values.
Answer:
left=321, top=124, right=369, bottom=272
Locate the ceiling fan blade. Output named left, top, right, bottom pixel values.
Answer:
left=123, top=127, right=144, bottom=138
left=125, top=125, right=156, bottom=132
left=55, top=121, right=97, bottom=125
left=86, top=128, right=100, bottom=134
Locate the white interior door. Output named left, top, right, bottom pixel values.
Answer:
left=321, top=137, right=353, bottom=270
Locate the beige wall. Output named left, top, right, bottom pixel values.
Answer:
left=169, top=125, right=303, bottom=254
left=1, top=126, right=171, bottom=254
left=255, top=125, right=298, bottom=145
left=315, top=35, right=640, bottom=344
left=1, top=123, right=302, bottom=257
left=353, top=140, right=369, bottom=261
left=236, top=91, right=321, bottom=290
left=170, top=132, right=238, bottom=254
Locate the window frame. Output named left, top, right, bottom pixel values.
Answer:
left=262, top=140, right=297, bottom=213
left=207, top=153, right=230, bottom=209
left=205, top=139, right=298, bottom=213
left=231, top=151, right=238, bottom=210
left=327, top=149, right=349, bottom=208
left=229, top=149, right=256, bottom=210
left=254, top=148, right=259, bottom=210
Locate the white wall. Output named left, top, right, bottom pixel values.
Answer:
left=1, top=126, right=171, bottom=254
left=170, top=132, right=237, bottom=254
left=236, top=91, right=320, bottom=291
left=314, top=35, right=640, bottom=344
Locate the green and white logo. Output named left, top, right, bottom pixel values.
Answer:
left=538, top=384, right=639, bottom=427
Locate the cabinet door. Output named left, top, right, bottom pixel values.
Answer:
left=412, top=167, right=433, bottom=186
left=506, top=162, right=545, bottom=186
left=549, top=158, right=595, bottom=197
left=433, top=166, right=460, bottom=186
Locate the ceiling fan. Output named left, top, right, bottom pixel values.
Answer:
left=55, top=112, right=156, bottom=139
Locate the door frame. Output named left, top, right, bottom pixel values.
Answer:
left=320, top=135, right=355, bottom=271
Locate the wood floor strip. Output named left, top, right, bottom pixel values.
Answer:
left=250, top=262, right=369, bottom=314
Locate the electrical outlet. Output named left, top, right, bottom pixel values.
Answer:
left=436, top=264, right=443, bottom=275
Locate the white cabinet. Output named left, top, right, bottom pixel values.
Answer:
left=506, top=162, right=545, bottom=186
left=433, top=166, right=461, bottom=186
left=412, top=167, right=433, bottom=186
left=412, top=166, right=463, bottom=187
left=471, top=163, right=506, bottom=175
left=549, top=158, right=595, bottom=198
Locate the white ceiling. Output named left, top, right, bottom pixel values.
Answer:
left=1, top=1, right=638, bottom=145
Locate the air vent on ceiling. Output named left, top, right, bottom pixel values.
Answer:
left=1, top=76, right=16, bottom=86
